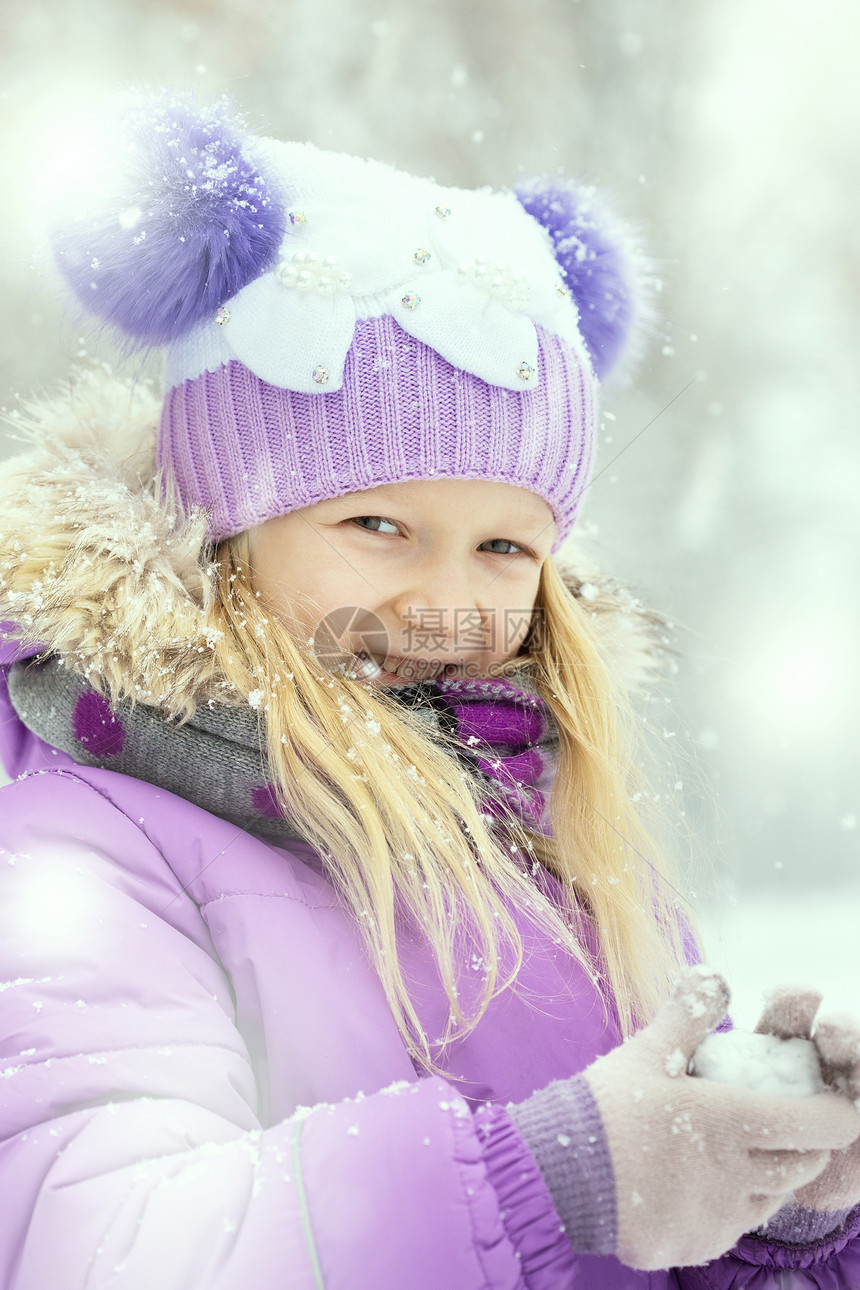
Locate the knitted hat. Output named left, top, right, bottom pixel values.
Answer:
left=52, top=92, right=645, bottom=552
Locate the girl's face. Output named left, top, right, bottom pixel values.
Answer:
left=247, top=478, right=556, bottom=685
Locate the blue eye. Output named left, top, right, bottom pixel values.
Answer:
left=351, top=516, right=399, bottom=534
left=481, top=539, right=523, bottom=556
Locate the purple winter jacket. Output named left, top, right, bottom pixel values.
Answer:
left=2, top=646, right=860, bottom=1290
left=1, top=373, right=858, bottom=1289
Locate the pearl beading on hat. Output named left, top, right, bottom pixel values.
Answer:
left=275, top=251, right=352, bottom=296
left=456, top=257, right=530, bottom=311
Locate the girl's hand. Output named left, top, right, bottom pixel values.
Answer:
left=583, top=967, right=859, bottom=1270
left=756, top=986, right=860, bottom=1214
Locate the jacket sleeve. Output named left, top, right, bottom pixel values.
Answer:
left=0, top=768, right=575, bottom=1290
left=672, top=1211, right=860, bottom=1289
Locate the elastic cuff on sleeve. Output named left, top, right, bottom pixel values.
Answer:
left=475, top=1102, right=576, bottom=1290
left=506, top=1074, right=617, bottom=1257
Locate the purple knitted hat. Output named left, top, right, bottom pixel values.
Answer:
left=52, top=92, right=645, bottom=552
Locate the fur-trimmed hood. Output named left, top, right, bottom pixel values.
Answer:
left=0, top=368, right=669, bottom=718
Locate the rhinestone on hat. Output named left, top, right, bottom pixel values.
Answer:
left=555, top=281, right=569, bottom=297
left=288, top=210, right=307, bottom=224
left=401, top=291, right=421, bottom=310
left=457, top=257, right=530, bottom=312
left=214, top=306, right=231, bottom=326
left=312, top=365, right=330, bottom=385
left=413, top=248, right=432, bottom=265
left=434, top=205, right=452, bottom=219
left=517, top=361, right=535, bottom=382
left=275, top=251, right=352, bottom=295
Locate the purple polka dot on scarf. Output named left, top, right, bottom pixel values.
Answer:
left=443, top=695, right=547, bottom=748
left=72, top=690, right=125, bottom=759
left=477, top=747, right=545, bottom=790
left=252, top=784, right=283, bottom=819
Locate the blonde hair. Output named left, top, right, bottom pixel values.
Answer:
left=211, top=535, right=694, bottom=1071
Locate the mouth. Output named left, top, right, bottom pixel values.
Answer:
left=353, top=652, right=458, bottom=683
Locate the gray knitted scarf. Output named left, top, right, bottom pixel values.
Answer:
left=8, top=656, right=558, bottom=843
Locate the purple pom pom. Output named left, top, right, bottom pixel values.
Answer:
left=52, top=91, right=287, bottom=345
left=514, top=177, right=642, bottom=380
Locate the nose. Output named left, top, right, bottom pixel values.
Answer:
left=389, top=559, right=488, bottom=654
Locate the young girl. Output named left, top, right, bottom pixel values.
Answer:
left=0, top=91, right=858, bottom=1289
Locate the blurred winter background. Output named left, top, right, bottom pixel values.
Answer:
left=0, top=0, right=857, bottom=1027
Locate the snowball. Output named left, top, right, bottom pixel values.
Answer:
left=691, top=1031, right=825, bottom=1097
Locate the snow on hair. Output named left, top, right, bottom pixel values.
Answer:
left=51, top=90, right=287, bottom=346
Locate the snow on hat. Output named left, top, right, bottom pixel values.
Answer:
left=52, top=91, right=646, bottom=552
